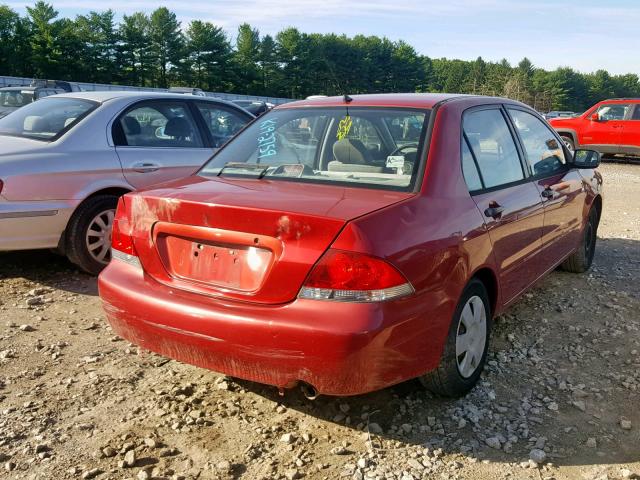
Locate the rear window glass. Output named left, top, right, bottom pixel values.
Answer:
left=0, top=97, right=97, bottom=141
left=200, top=107, right=430, bottom=191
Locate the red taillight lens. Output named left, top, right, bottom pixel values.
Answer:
left=111, top=198, right=136, bottom=256
left=299, top=249, right=413, bottom=302
left=305, top=250, right=406, bottom=290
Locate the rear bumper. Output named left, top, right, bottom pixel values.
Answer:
left=98, top=258, right=452, bottom=396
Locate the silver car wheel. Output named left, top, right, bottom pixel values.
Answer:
left=85, top=209, right=115, bottom=264
left=455, top=295, right=487, bottom=379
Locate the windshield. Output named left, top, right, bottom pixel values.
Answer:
left=0, top=97, right=97, bottom=141
left=0, top=90, right=34, bottom=108
left=200, top=107, right=430, bottom=190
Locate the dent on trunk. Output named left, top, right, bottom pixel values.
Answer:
left=130, top=195, right=179, bottom=246
left=276, top=215, right=312, bottom=240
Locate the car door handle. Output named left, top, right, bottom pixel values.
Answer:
left=131, top=163, right=160, bottom=173
left=484, top=205, right=504, bottom=218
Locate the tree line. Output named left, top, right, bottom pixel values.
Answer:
left=1, top=2, right=639, bottom=111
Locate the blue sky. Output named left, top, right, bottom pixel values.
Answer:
left=4, top=0, right=639, bottom=75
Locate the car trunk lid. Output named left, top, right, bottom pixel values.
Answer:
left=127, top=176, right=412, bottom=304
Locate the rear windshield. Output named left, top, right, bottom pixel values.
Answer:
left=0, top=97, right=97, bottom=141
left=0, top=90, right=34, bottom=108
left=200, top=107, right=430, bottom=191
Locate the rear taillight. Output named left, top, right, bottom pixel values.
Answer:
left=111, top=198, right=140, bottom=267
left=298, top=249, right=413, bottom=302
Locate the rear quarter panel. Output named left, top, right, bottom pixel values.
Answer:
left=579, top=168, right=604, bottom=220
left=1, top=101, right=130, bottom=202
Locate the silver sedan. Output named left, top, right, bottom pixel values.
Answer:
left=0, top=91, right=254, bottom=274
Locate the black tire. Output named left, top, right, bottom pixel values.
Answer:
left=65, top=195, right=119, bottom=275
left=560, top=135, right=575, bottom=152
left=419, top=278, right=492, bottom=397
left=561, top=206, right=598, bottom=273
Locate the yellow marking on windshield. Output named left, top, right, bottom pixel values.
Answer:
left=336, top=115, right=352, bottom=140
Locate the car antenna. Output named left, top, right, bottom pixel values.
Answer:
left=343, top=94, right=353, bottom=118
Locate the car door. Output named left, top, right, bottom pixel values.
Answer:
left=619, top=103, right=640, bottom=155
left=507, top=107, right=587, bottom=262
left=462, top=107, right=545, bottom=304
left=113, top=99, right=214, bottom=189
left=579, top=103, right=630, bottom=152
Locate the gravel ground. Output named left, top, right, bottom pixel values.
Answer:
left=1, top=162, right=639, bottom=480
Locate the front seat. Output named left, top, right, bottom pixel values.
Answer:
left=329, top=138, right=384, bottom=173
left=164, top=117, right=193, bottom=144
left=122, top=116, right=141, bottom=136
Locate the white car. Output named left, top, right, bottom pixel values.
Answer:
left=0, top=91, right=254, bottom=274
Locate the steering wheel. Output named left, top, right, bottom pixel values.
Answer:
left=389, top=143, right=420, bottom=156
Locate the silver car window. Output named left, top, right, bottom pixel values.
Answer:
left=0, top=97, right=96, bottom=141
left=195, top=103, right=249, bottom=148
left=117, top=101, right=203, bottom=148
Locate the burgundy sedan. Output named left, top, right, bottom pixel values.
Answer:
left=98, top=94, right=603, bottom=398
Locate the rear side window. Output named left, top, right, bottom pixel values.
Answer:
left=631, top=105, right=640, bottom=120
left=508, top=108, right=566, bottom=177
left=116, top=101, right=203, bottom=148
left=462, top=109, right=524, bottom=189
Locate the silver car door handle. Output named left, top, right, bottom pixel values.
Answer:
left=131, top=163, right=160, bottom=173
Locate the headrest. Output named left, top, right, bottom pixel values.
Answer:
left=165, top=116, right=192, bottom=138
left=332, top=138, right=372, bottom=165
left=122, top=116, right=141, bottom=135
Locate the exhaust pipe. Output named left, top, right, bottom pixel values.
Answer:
left=300, top=382, right=319, bottom=400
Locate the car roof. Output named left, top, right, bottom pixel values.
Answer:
left=50, top=90, right=245, bottom=107
left=277, top=93, right=522, bottom=110
left=598, top=98, right=640, bottom=103
left=0, top=86, right=37, bottom=91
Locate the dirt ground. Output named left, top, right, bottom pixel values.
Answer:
left=1, top=162, right=639, bottom=480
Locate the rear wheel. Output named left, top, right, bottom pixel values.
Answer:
left=561, top=206, right=598, bottom=273
left=420, top=278, right=492, bottom=397
left=560, top=135, right=575, bottom=152
left=65, top=195, right=118, bottom=275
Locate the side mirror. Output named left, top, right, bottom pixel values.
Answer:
left=572, top=149, right=600, bottom=168
left=590, top=113, right=600, bottom=121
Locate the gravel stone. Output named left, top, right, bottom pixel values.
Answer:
left=529, top=449, right=547, bottom=464
left=280, top=433, right=295, bottom=444
left=485, top=437, right=502, bottom=449
left=123, top=449, right=136, bottom=468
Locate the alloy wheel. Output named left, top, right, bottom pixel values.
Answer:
left=455, top=295, right=487, bottom=378
left=85, top=209, right=115, bottom=264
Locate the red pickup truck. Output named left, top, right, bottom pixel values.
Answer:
left=549, top=98, right=640, bottom=156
